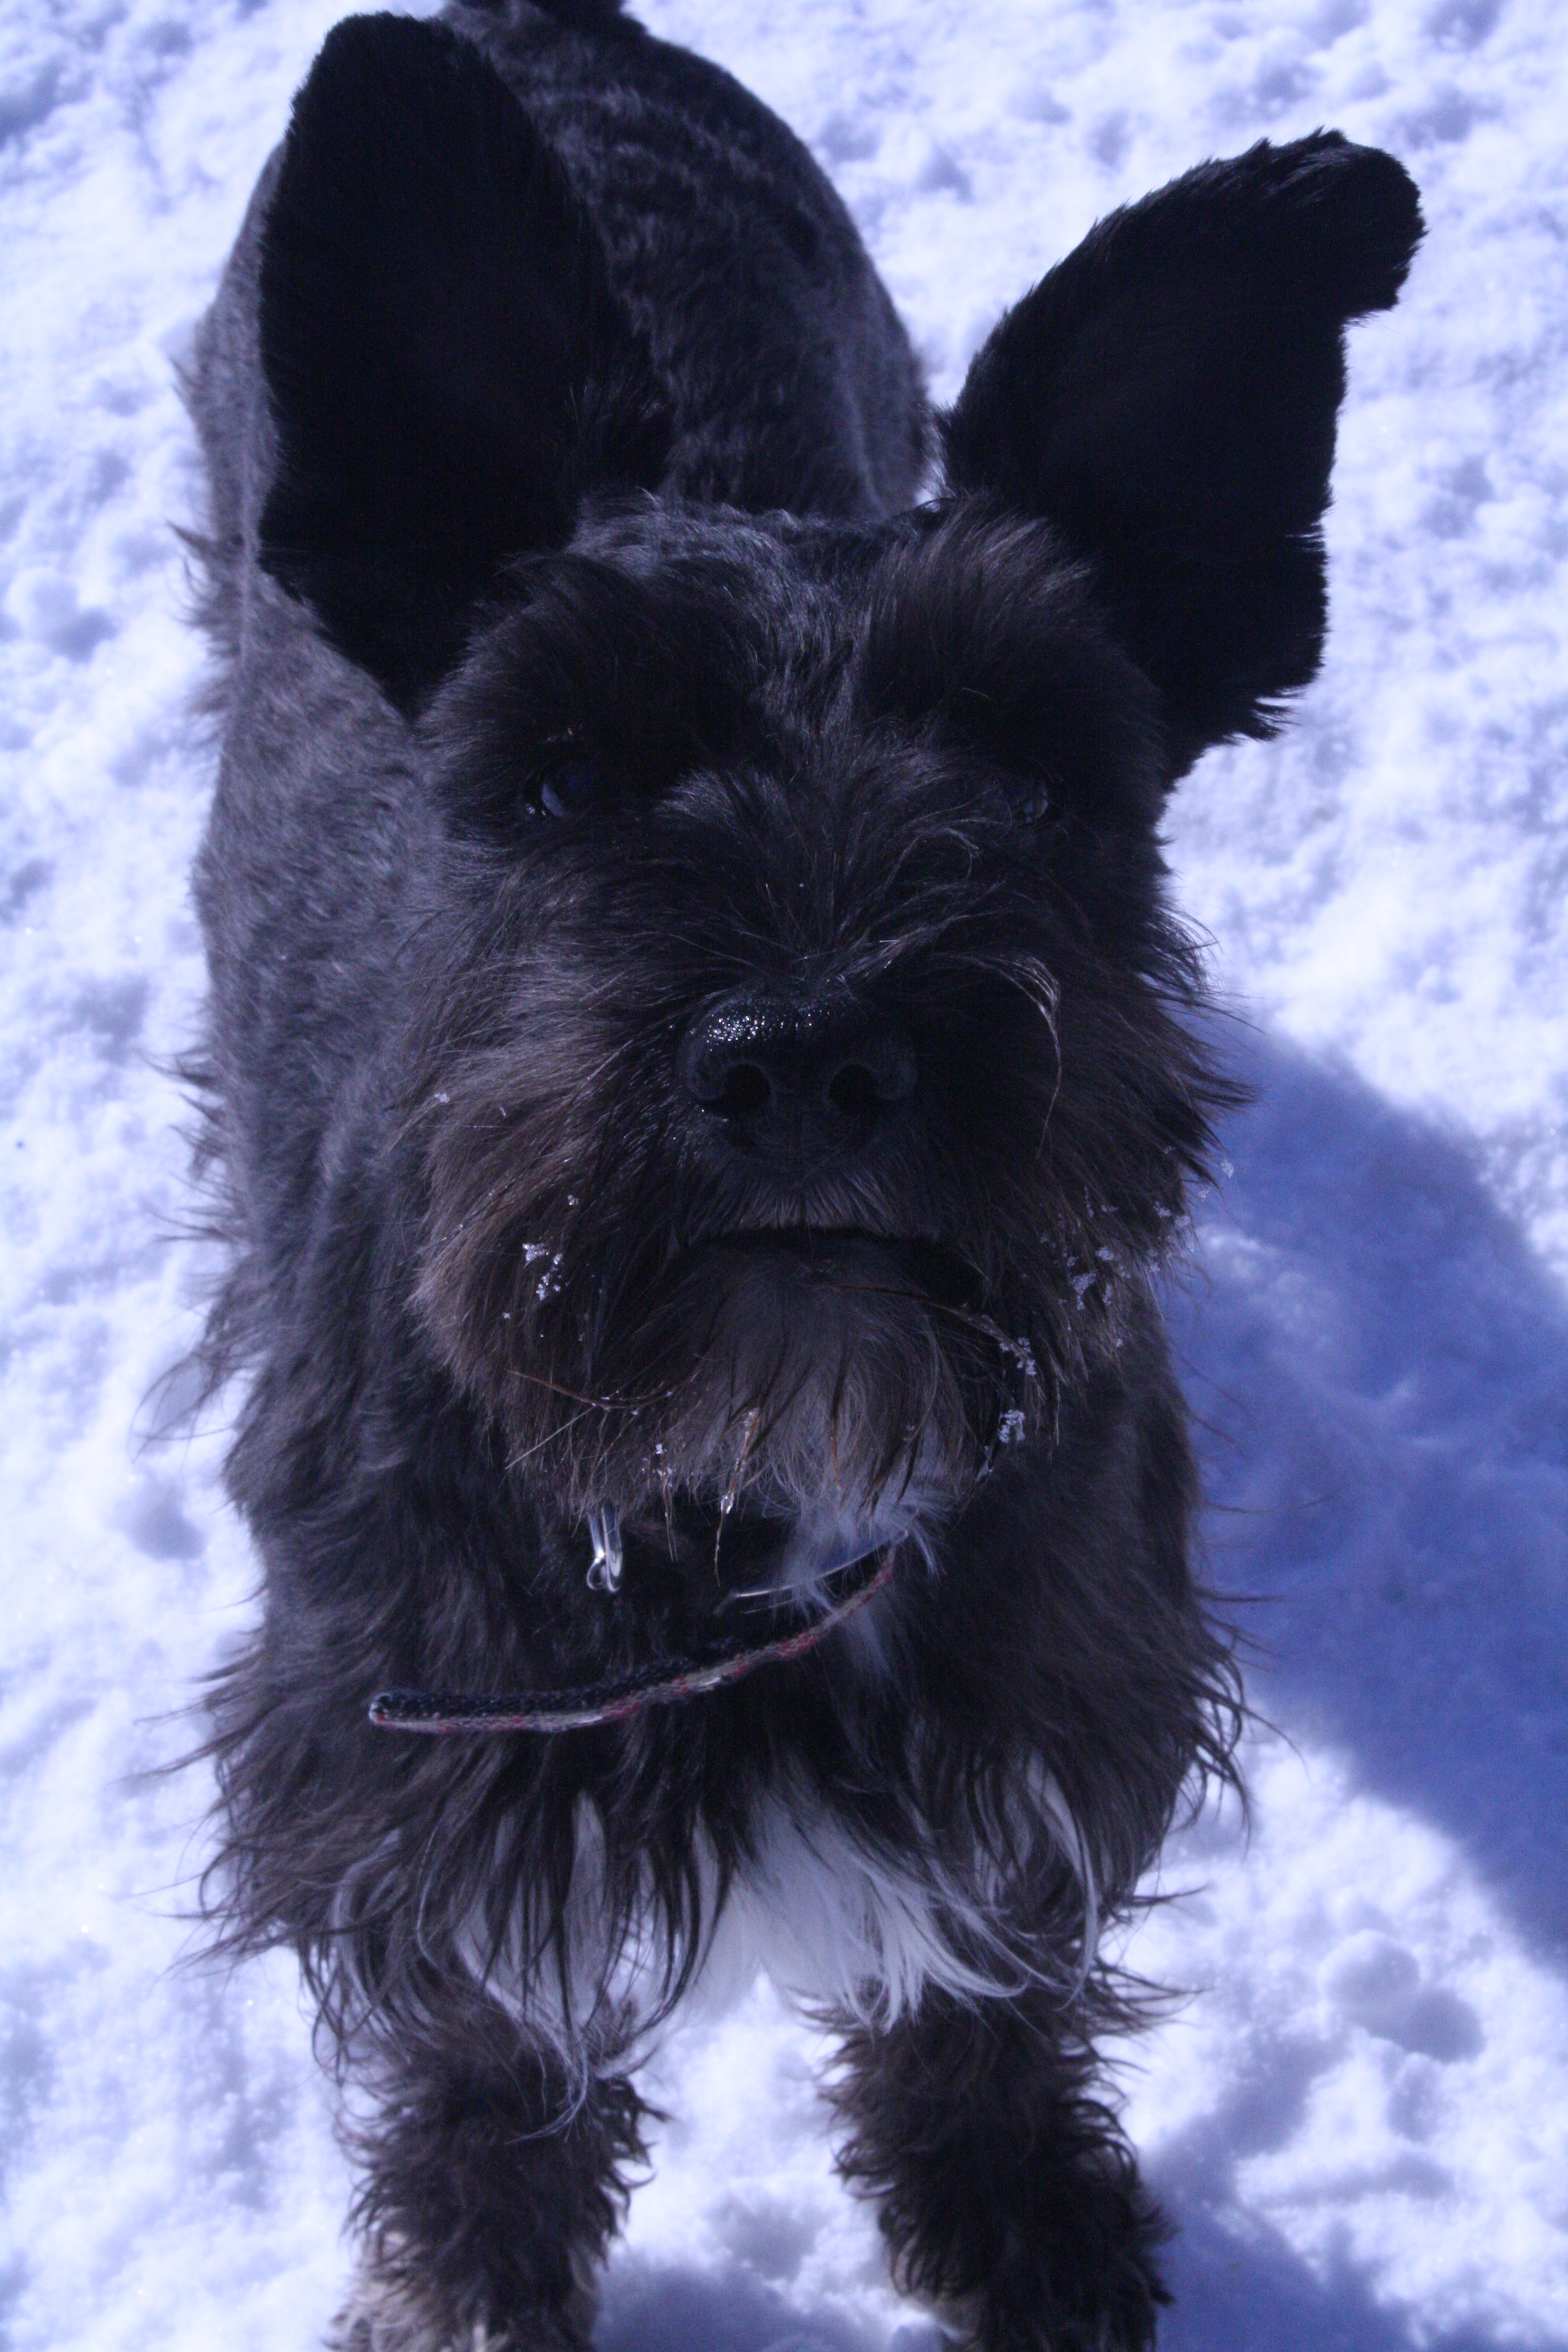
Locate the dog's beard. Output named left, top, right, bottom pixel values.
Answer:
left=419, top=1209, right=1043, bottom=1587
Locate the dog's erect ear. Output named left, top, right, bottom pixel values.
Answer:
left=257, top=13, right=671, bottom=711
left=943, top=134, right=1422, bottom=775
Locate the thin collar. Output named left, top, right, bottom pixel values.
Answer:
left=368, top=1547, right=897, bottom=1735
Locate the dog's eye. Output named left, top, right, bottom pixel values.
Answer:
left=536, top=752, right=603, bottom=820
left=1005, top=776, right=1051, bottom=824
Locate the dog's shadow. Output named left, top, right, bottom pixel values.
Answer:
left=598, top=2254, right=935, bottom=2352
left=1173, top=1028, right=1568, bottom=1951
left=598, top=1036, right=1568, bottom=2352
left=1155, top=2205, right=1505, bottom=2352
left=599, top=2208, right=1505, bottom=2352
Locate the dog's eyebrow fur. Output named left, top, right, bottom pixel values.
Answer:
left=430, top=547, right=775, bottom=834
left=852, top=508, right=1165, bottom=814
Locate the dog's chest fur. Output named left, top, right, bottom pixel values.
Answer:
left=184, top=7, right=1419, bottom=2343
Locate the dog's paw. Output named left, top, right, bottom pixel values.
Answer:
left=931, top=2172, right=1168, bottom=2352
left=326, top=2275, right=462, bottom=2352
left=938, top=2278, right=1160, bottom=2352
left=326, top=2270, right=579, bottom=2352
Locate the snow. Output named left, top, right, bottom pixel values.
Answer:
left=1, top=0, right=1564, bottom=2344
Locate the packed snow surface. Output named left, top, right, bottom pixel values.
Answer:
left=1, top=0, right=1565, bottom=2345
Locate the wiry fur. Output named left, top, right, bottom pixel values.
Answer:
left=183, top=4, right=1421, bottom=2345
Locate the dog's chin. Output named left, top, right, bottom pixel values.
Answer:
left=609, top=1488, right=927, bottom=1621
left=488, top=1226, right=1013, bottom=1560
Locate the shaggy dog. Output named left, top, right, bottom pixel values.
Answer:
left=184, top=4, right=1421, bottom=2344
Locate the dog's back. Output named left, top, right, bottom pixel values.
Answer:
left=451, top=0, right=929, bottom=515
left=193, top=0, right=925, bottom=573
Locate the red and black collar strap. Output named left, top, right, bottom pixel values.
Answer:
left=368, top=1547, right=897, bottom=1735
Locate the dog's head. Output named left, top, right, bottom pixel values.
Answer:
left=253, top=18, right=1419, bottom=1590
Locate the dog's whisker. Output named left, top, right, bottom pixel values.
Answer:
left=712, top=1406, right=763, bottom=1579
left=585, top=1504, right=623, bottom=1594
left=505, top=1408, right=596, bottom=1470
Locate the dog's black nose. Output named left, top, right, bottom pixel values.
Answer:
left=679, top=990, right=916, bottom=1153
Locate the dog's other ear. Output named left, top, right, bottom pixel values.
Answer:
left=256, top=13, right=671, bottom=711
left=943, top=134, right=1422, bottom=776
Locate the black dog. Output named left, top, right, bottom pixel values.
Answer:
left=184, top=5, right=1420, bottom=2344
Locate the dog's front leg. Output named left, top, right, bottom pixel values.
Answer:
left=831, top=1988, right=1167, bottom=2352
left=327, top=1998, right=649, bottom=2352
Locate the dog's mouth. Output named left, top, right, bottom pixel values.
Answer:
left=693, top=1225, right=984, bottom=1310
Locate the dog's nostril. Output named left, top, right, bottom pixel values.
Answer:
left=827, top=1062, right=880, bottom=1121
left=713, top=1062, right=773, bottom=1120
left=834, top=1031, right=918, bottom=1113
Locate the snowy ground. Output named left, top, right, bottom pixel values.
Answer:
left=1, top=0, right=1565, bottom=2345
